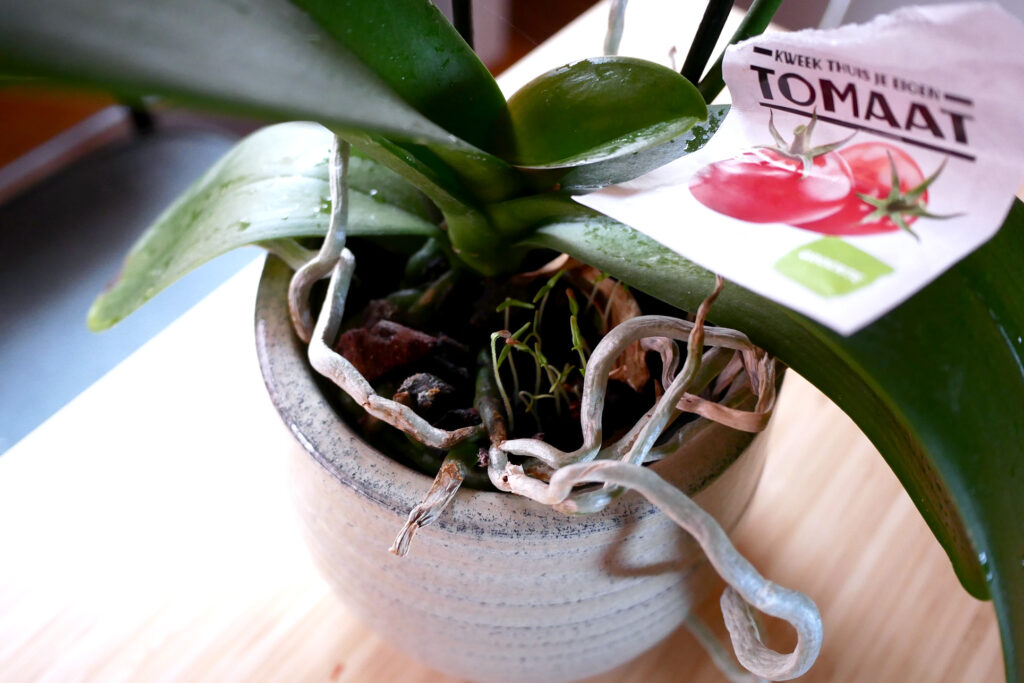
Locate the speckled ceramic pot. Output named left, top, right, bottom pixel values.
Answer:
left=255, top=256, right=769, bottom=683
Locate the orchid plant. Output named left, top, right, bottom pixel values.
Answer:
left=1, top=0, right=1021, bottom=680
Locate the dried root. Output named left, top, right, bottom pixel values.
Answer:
left=390, top=456, right=465, bottom=557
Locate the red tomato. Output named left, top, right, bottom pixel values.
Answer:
left=689, top=148, right=853, bottom=224
left=793, top=142, right=926, bottom=235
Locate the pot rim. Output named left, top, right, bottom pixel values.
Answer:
left=254, top=254, right=759, bottom=539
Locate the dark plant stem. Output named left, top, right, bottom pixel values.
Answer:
left=697, top=0, right=782, bottom=103
left=452, top=0, right=474, bottom=49
left=120, top=96, right=154, bottom=135
left=680, top=0, right=734, bottom=85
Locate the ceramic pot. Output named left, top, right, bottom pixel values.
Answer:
left=254, top=256, right=769, bottom=683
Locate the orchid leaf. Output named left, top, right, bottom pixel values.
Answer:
left=342, top=130, right=512, bottom=277
left=504, top=57, right=707, bottom=170
left=555, top=104, right=731, bottom=193
left=88, top=123, right=441, bottom=331
left=289, top=0, right=509, bottom=155
left=0, top=0, right=464, bottom=149
left=521, top=200, right=1024, bottom=681
left=290, top=0, right=523, bottom=204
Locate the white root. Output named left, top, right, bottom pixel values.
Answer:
left=684, top=612, right=768, bottom=683
left=499, top=315, right=760, bottom=467
left=288, top=137, right=350, bottom=344
left=501, top=459, right=822, bottom=681
left=494, top=277, right=821, bottom=680
left=594, top=345, right=732, bottom=466
left=307, top=247, right=483, bottom=450
left=559, top=344, right=725, bottom=515
left=290, top=137, right=822, bottom=681
left=618, top=275, right=722, bottom=468
left=641, top=336, right=679, bottom=389
left=298, top=135, right=481, bottom=451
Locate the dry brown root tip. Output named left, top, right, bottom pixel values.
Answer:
left=678, top=354, right=776, bottom=433
left=714, top=351, right=746, bottom=397
left=508, top=253, right=571, bottom=285
left=573, top=264, right=647, bottom=391
left=389, top=458, right=465, bottom=557
left=684, top=273, right=724, bottom=364
left=676, top=392, right=770, bottom=433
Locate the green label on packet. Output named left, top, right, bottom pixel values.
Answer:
left=775, top=238, right=894, bottom=297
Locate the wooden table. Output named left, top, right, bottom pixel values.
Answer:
left=0, top=1, right=1005, bottom=681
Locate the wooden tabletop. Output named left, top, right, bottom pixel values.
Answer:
left=0, top=2, right=1005, bottom=681
left=0, top=259, right=1002, bottom=683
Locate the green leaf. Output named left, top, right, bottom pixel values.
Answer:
left=341, top=130, right=512, bottom=276
left=522, top=202, right=1024, bottom=681
left=1, top=0, right=521, bottom=272
left=504, top=57, right=707, bottom=169
left=289, top=0, right=510, bottom=156
left=554, top=104, right=730, bottom=193
left=0, top=0, right=462, bottom=147
left=290, top=0, right=525, bottom=206
left=88, top=123, right=441, bottom=331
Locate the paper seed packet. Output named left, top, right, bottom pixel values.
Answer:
left=578, top=2, right=1024, bottom=335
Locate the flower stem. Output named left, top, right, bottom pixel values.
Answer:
left=697, top=0, right=783, bottom=103
left=681, top=0, right=736, bottom=85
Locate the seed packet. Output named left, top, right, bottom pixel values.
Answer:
left=578, top=2, right=1024, bottom=335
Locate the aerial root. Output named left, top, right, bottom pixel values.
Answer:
left=289, top=139, right=820, bottom=680
left=503, top=459, right=822, bottom=681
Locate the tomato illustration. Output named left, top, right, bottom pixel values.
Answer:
left=793, top=142, right=933, bottom=236
left=689, top=112, right=856, bottom=224
left=689, top=148, right=853, bottom=223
